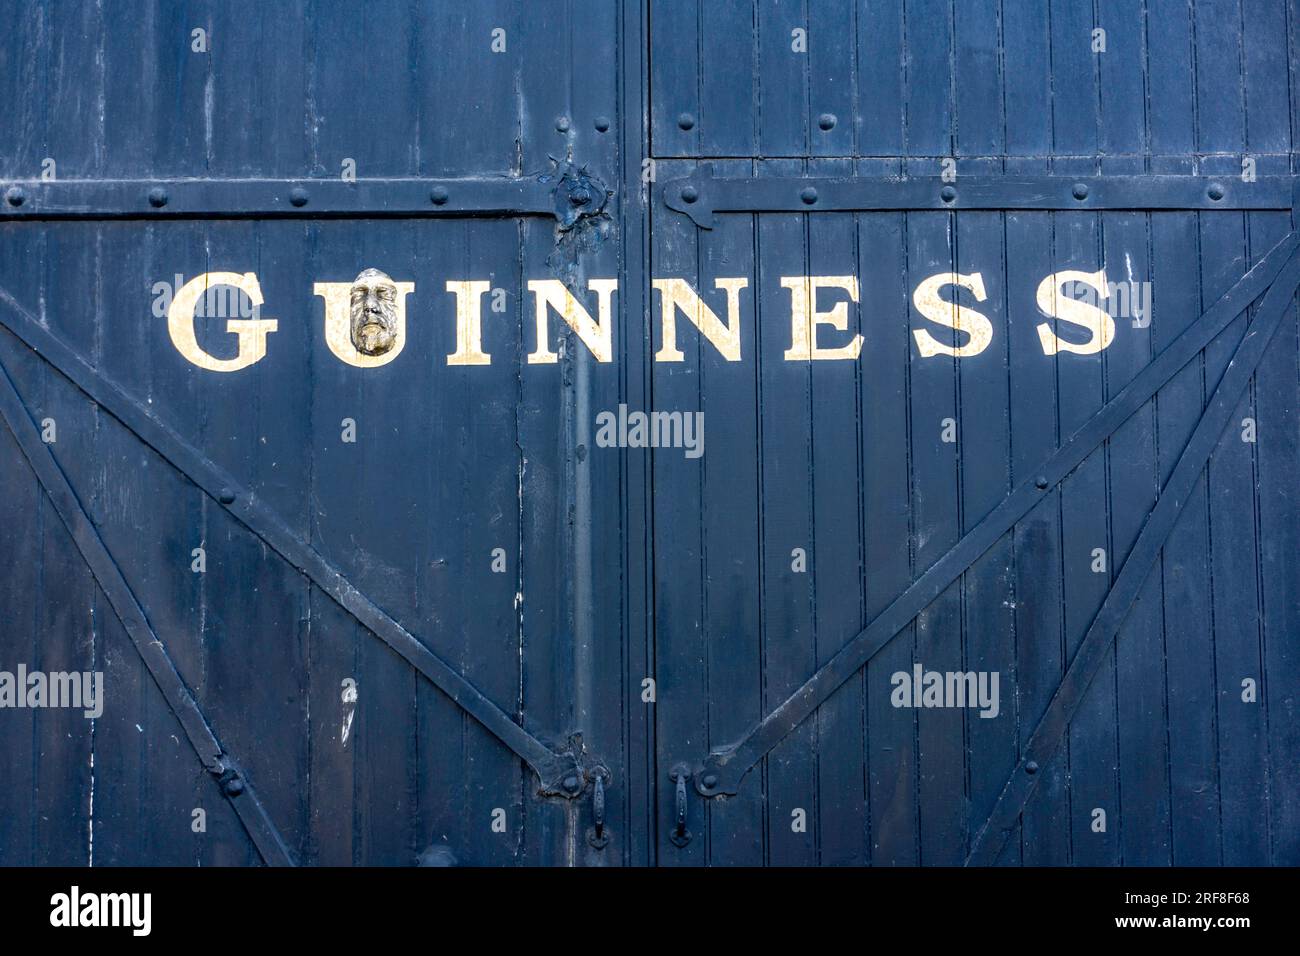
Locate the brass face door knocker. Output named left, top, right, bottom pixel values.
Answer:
left=313, top=268, right=415, bottom=368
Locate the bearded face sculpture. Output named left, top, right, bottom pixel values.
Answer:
left=349, top=268, right=399, bottom=355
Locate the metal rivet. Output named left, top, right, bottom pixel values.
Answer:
left=1072, top=182, right=1089, bottom=200
left=5, top=186, right=24, bottom=207
left=218, top=488, right=236, bottom=505
left=1025, top=760, right=1039, bottom=775
left=702, top=773, right=718, bottom=789
left=148, top=187, right=168, bottom=208
left=941, top=185, right=957, bottom=203
left=677, top=112, right=695, bottom=130
left=570, top=187, right=591, bottom=207
left=1208, top=182, right=1225, bottom=201
left=1035, top=475, right=1049, bottom=490
left=224, top=777, right=244, bottom=796
left=801, top=186, right=818, bottom=205
left=563, top=774, right=581, bottom=793
left=818, top=112, right=837, bottom=131
left=430, top=186, right=449, bottom=205
left=681, top=185, right=699, bottom=204
left=594, top=116, right=610, bottom=133
left=555, top=116, right=570, bottom=133
left=289, top=187, right=308, bottom=207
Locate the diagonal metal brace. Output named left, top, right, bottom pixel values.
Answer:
left=0, top=289, right=588, bottom=799
left=0, top=355, right=295, bottom=865
left=966, top=245, right=1300, bottom=865
left=691, top=227, right=1300, bottom=798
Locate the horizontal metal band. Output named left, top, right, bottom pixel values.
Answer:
left=0, top=177, right=559, bottom=220
left=661, top=172, right=1296, bottom=228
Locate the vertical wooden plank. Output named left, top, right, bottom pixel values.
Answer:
left=856, top=0, right=904, bottom=162
left=855, top=18, right=912, bottom=862
left=757, top=0, right=808, bottom=157
left=858, top=193, right=919, bottom=864
left=954, top=0, right=1017, bottom=863
left=807, top=156, right=868, bottom=865
left=517, top=4, right=582, bottom=864
left=755, top=156, right=817, bottom=865
left=1251, top=0, right=1300, bottom=865
left=1098, top=0, right=1170, bottom=867
left=650, top=0, right=699, bottom=157
left=651, top=159, right=707, bottom=865
left=700, top=0, right=758, bottom=156
left=906, top=210, right=966, bottom=866
left=1201, top=0, right=1273, bottom=868
left=692, top=160, right=764, bottom=865
left=903, top=0, right=952, bottom=165
left=1003, top=0, right=1066, bottom=848
left=807, top=0, right=854, bottom=157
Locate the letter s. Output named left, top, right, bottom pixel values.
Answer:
left=1035, top=269, right=1115, bottom=356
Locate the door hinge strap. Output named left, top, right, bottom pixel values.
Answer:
left=662, top=170, right=1296, bottom=228
left=0, top=286, right=586, bottom=799
left=0, top=355, right=296, bottom=867
left=692, top=226, right=1300, bottom=798
left=966, top=243, right=1300, bottom=864
left=0, top=163, right=609, bottom=227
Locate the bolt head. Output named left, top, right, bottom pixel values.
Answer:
left=1072, top=182, right=1089, bottom=200
left=5, top=186, right=24, bottom=207
left=224, top=778, right=245, bottom=796
left=218, top=488, right=236, bottom=505
left=430, top=186, right=449, bottom=205
left=1025, top=760, right=1039, bottom=775
left=570, top=187, right=591, bottom=206
left=681, top=185, right=699, bottom=204
left=677, top=112, right=695, bottom=131
left=702, top=773, right=718, bottom=789
left=941, top=185, right=957, bottom=202
left=800, top=186, right=818, bottom=205
left=555, top=116, right=570, bottom=133
left=1208, top=182, right=1225, bottom=201
left=818, top=113, right=837, bottom=131
left=563, top=774, right=581, bottom=793
left=148, top=187, right=168, bottom=208
left=289, top=187, right=309, bottom=207
left=1034, top=475, right=1049, bottom=490
left=594, top=116, right=610, bottom=133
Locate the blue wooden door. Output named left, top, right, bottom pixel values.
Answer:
left=1, top=0, right=1298, bottom=868
left=647, top=0, right=1300, bottom=866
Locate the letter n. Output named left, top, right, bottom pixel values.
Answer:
left=526, top=279, right=617, bottom=363
left=652, top=278, right=747, bottom=361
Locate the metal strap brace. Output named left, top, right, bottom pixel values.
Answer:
left=662, top=171, right=1296, bottom=228
left=693, top=225, right=1300, bottom=800
left=0, top=355, right=296, bottom=866
left=0, top=287, right=589, bottom=800
left=966, top=243, right=1300, bottom=864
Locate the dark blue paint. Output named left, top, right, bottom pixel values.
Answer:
left=0, top=0, right=1297, bottom=867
